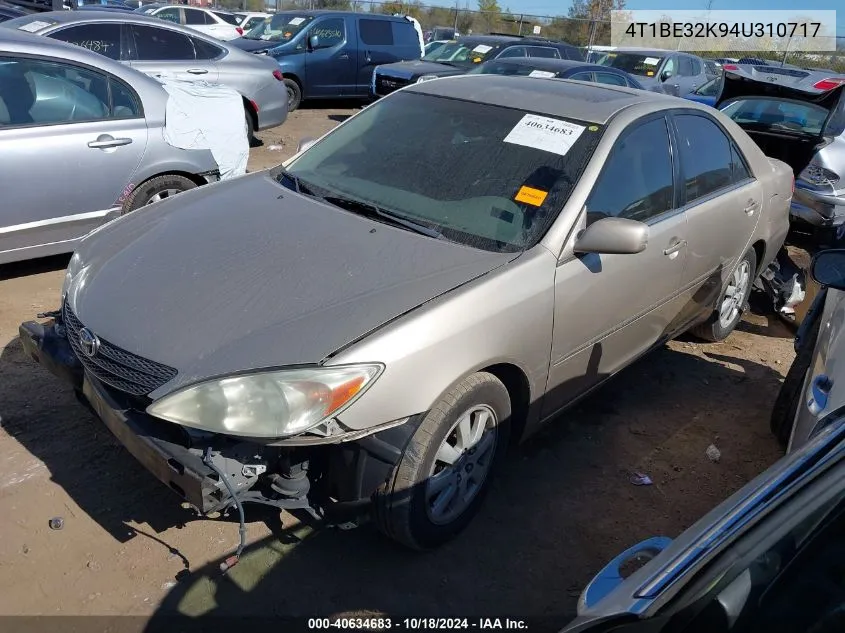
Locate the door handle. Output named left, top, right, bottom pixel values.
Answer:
left=663, top=239, right=687, bottom=257
left=186, top=68, right=208, bottom=74
left=87, top=135, right=132, bottom=149
left=338, top=53, right=349, bottom=60
left=744, top=200, right=759, bottom=216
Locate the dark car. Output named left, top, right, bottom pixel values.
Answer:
left=560, top=415, right=845, bottom=633
left=231, top=10, right=422, bottom=110
left=0, top=2, right=29, bottom=20
left=424, top=25, right=456, bottom=42
left=372, top=33, right=583, bottom=97
left=597, top=48, right=710, bottom=97
left=467, top=57, right=643, bottom=89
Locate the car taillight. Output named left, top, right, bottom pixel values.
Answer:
left=236, top=26, right=243, bottom=35
left=272, top=69, right=283, bottom=82
left=722, top=64, right=739, bottom=71
left=813, top=77, right=845, bottom=91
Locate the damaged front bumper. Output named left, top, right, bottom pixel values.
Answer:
left=19, top=318, right=417, bottom=522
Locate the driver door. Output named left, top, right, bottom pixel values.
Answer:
left=303, top=16, right=356, bottom=98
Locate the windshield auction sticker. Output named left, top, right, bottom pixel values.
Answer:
left=504, top=114, right=586, bottom=157
left=515, top=185, right=548, bottom=206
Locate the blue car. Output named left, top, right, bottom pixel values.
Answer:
left=231, top=10, right=422, bottom=111
left=684, top=75, right=722, bottom=107
left=468, top=57, right=644, bottom=89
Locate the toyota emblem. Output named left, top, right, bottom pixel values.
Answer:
left=78, top=328, right=100, bottom=358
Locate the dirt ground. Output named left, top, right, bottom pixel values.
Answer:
left=0, top=102, right=797, bottom=625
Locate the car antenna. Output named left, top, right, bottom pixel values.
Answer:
left=203, top=447, right=247, bottom=573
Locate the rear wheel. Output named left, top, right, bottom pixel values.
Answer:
left=121, top=174, right=196, bottom=215
left=373, top=372, right=511, bottom=550
left=285, top=78, right=302, bottom=112
left=244, top=106, right=257, bottom=147
left=692, top=248, right=757, bottom=342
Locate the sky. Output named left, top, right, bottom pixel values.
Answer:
left=499, top=0, right=845, bottom=36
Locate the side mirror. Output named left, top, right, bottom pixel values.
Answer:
left=574, top=217, right=649, bottom=255
left=297, top=137, right=317, bottom=153
left=811, top=249, right=845, bottom=290
left=308, top=34, right=319, bottom=50
left=578, top=536, right=672, bottom=614
left=660, top=69, right=673, bottom=82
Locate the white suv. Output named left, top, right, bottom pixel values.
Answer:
left=143, top=5, right=243, bottom=41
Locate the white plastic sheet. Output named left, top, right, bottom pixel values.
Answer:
left=158, top=78, right=248, bottom=180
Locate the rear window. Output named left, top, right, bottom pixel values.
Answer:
left=212, top=11, right=239, bottom=26
left=600, top=52, right=664, bottom=77
left=721, top=97, right=829, bottom=136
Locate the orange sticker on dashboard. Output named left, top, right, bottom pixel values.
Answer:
left=515, top=186, right=548, bottom=206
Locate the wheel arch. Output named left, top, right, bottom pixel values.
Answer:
left=751, top=239, right=767, bottom=276
left=242, top=96, right=258, bottom=131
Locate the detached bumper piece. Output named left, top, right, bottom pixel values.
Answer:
left=19, top=318, right=418, bottom=523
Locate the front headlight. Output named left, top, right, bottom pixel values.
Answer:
left=146, top=364, right=383, bottom=438
left=416, top=74, right=438, bottom=83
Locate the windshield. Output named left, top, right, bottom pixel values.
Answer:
left=424, top=41, right=446, bottom=56
left=721, top=97, right=829, bottom=136
left=599, top=52, right=665, bottom=77
left=244, top=13, right=314, bottom=42
left=282, top=92, right=601, bottom=252
left=422, top=40, right=498, bottom=65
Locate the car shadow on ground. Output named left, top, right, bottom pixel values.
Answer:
left=0, top=254, right=70, bottom=282
left=0, top=317, right=787, bottom=620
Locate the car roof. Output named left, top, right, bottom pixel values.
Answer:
left=407, top=74, right=677, bottom=124
left=612, top=47, right=691, bottom=56
left=270, top=9, right=409, bottom=22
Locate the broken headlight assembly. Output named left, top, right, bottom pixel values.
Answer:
left=146, top=364, right=383, bottom=438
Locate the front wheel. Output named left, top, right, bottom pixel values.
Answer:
left=692, top=248, right=757, bottom=342
left=373, top=372, right=511, bottom=550
left=121, top=174, right=197, bottom=215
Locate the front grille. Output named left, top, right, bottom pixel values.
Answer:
left=376, top=74, right=411, bottom=96
left=63, top=303, right=177, bottom=396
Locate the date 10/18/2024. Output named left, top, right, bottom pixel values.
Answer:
left=308, top=618, right=529, bottom=630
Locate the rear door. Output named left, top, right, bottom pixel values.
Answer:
left=127, top=24, right=219, bottom=82
left=47, top=22, right=123, bottom=62
left=303, top=15, right=355, bottom=97
left=670, top=111, right=762, bottom=320
left=355, top=18, right=412, bottom=94
left=0, top=54, right=147, bottom=259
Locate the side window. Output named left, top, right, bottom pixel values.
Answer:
left=49, top=23, right=122, bottom=61
left=392, top=22, right=417, bottom=48
left=192, top=37, right=223, bottom=60
left=358, top=18, right=393, bottom=46
left=585, top=117, right=674, bottom=224
left=691, top=58, right=703, bottom=76
left=674, top=114, right=735, bottom=202
left=595, top=71, right=627, bottom=86
left=526, top=46, right=559, bottom=59
left=678, top=56, right=694, bottom=76
left=154, top=7, right=181, bottom=24
left=497, top=46, right=527, bottom=58
left=110, top=78, right=141, bottom=118
left=132, top=25, right=195, bottom=61
left=568, top=72, right=593, bottom=81
left=0, top=57, right=110, bottom=126
left=731, top=144, right=752, bottom=183
left=662, top=56, right=676, bottom=76
left=183, top=9, right=206, bottom=26
left=309, top=18, right=345, bottom=49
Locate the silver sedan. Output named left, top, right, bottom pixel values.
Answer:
left=22, top=75, right=791, bottom=550
left=0, top=28, right=219, bottom=264
left=1, top=10, right=288, bottom=136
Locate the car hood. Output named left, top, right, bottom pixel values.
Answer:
left=68, top=173, right=514, bottom=397
left=716, top=67, right=845, bottom=109
left=376, top=60, right=466, bottom=79
left=230, top=37, right=277, bottom=53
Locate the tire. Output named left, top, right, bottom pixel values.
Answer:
left=770, top=313, right=822, bottom=448
left=284, top=78, right=302, bottom=112
left=121, top=174, right=197, bottom=215
left=244, top=107, right=257, bottom=147
left=373, top=372, right=511, bottom=550
left=692, top=248, right=757, bottom=342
